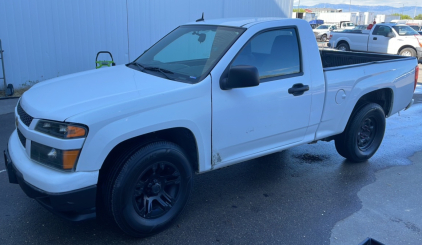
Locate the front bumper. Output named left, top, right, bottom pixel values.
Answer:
left=417, top=47, right=422, bottom=63
left=314, top=32, right=326, bottom=39
left=4, top=147, right=97, bottom=222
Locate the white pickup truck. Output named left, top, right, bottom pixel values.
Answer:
left=4, top=18, right=418, bottom=237
left=328, top=23, right=422, bottom=62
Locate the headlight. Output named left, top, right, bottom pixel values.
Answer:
left=35, top=120, right=88, bottom=139
left=31, top=141, right=80, bottom=171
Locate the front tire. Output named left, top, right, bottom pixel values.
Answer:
left=335, top=103, right=386, bottom=162
left=109, top=141, right=193, bottom=237
left=399, top=48, right=416, bottom=57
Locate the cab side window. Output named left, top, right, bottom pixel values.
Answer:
left=231, top=28, right=301, bottom=80
left=373, top=26, right=393, bottom=36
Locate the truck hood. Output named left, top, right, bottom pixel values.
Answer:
left=314, top=29, right=328, bottom=32
left=20, top=65, right=190, bottom=122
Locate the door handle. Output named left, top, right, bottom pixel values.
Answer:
left=373, top=37, right=377, bottom=40
left=288, top=83, right=309, bottom=96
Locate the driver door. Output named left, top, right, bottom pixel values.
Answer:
left=368, top=25, right=396, bottom=53
left=211, top=28, right=313, bottom=166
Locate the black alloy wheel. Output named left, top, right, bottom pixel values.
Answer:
left=132, top=161, right=181, bottom=219
left=108, top=141, right=193, bottom=237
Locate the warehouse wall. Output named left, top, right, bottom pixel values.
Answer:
left=0, top=0, right=292, bottom=89
left=0, top=0, right=129, bottom=89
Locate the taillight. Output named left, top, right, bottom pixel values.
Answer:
left=415, top=65, right=419, bottom=92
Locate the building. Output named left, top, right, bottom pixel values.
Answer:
left=0, top=0, right=293, bottom=89
left=306, top=8, right=342, bottom=13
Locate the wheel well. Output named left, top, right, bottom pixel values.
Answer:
left=99, top=127, right=199, bottom=178
left=352, top=88, right=393, bottom=117
left=398, top=45, right=416, bottom=55
left=336, top=40, right=349, bottom=48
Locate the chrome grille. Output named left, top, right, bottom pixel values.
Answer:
left=17, top=128, right=26, bottom=148
left=17, top=102, right=33, bottom=127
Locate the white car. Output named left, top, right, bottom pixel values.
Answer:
left=313, top=24, right=338, bottom=41
left=329, top=23, right=422, bottom=61
left=5, top=18, right=418, bottom=237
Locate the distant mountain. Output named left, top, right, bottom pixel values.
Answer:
left=297, top=3, right=421, bottom=17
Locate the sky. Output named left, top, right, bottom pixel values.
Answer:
left=292, top=0, right=422, bottom=8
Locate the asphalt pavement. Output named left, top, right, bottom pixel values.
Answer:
left=0, top=93, right=421, bottom=244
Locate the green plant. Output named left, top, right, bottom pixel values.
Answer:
left=392, top=13, right=413, bottom=20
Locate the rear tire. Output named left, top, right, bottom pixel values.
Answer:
left=108, top=141, right=193, bottom=237
left=399, top=48, right=416, bottom=57
left=320, top=34, right=327, bottom=42
left=335, top=103, right=386, bottom=162
left=337, top=42, right=350, bottom=51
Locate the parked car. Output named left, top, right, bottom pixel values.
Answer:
left=313, top=24, right=338, bottom=41
left=339, top=21, right=356, bottom=29
left=328, top=23, right=422, bottom=61
left=353, top=25, right=369, bottom=30
left=340, top=29, right=362, bottom=33
left=409, top=25, right=421, bottom=32
left=5, top=18, right=418, bottom=237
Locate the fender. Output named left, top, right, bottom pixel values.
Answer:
left=315, top=59, right=415, bottom=140
left=66, top=77, right=213, bottom=173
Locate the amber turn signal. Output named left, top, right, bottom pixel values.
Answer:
left=63, top=150, right=81, bottom=170
left=66, top=126, right=86, bottom=138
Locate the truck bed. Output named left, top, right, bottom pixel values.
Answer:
left=316, top=50, right=416, bottom=141
left=320, top=49, right=409, bottom=68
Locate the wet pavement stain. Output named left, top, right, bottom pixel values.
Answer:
left=293, top=153, right=329, bottom=163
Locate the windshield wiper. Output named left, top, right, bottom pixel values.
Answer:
left=127, top=61, right=145, bottom=71
left=127, top=62, right=176, bottom=80
left=144, top=66, right=175, bottom=80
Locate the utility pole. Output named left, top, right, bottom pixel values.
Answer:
left=402, top=3, right=404, bottom=17
left=414, top=6, right=417, bottom=19
left=297, top=0, right=300, bottom=18
left=349, top=0, right=351, bottom=13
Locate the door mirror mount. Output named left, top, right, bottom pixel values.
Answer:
left=220, top=65, right=260, bottom=90
left=387, top=32, right=395, bottom=38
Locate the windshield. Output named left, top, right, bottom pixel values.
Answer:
left=316, top=25, right=330, bottom=29
left=392, top=25, right=419, bottom=36
left=131, top=25, right=245, bottom=83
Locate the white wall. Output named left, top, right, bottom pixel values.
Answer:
left=0, top=0, right=129, bottom=89
left=0, top=0, right=292, bottom=89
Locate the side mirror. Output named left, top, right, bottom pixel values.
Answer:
left=220, top=65, right=259, bottom=90
left=387, top=32, right=395, bottom=38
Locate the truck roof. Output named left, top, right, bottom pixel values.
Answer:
left=376, top=23, right=406, bottom=27
left=184, top=17, right=286, bottom=28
